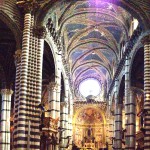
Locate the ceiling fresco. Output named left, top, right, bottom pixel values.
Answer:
left=42, top=0, right=149, bottom=98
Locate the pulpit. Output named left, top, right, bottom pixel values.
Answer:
left=40, top=115, right=59, bottom=150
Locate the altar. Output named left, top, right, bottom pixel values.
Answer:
left=73, top=101, right=107, bottom=150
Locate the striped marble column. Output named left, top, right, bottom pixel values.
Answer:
left=0, top=89, right=13, bottom=150
left=13, top=49, right=22, bottom=147
left=113, top=79, right=118, bottom=149
left=125, top=88, right=136, bottom=149
left=124, top=56, right=131, bottom=149
left=56, top=82, right=61, bottom=118
left=13, top=11, right=32, bottom=149
left=108, top=117, right=114, bottom=150
left=48, top=82, right=58, bottom=118
left=54, top=48, right=62, bottom=150
left=68, top=95, right=73, bottom=149
left=14, top=2, right=46, bottom=149
left=64, top=80, right=69, bottom=140
left=56, top=82, right=61, bottom=150
left=114, top=79, right=122, bottom=149
left=34, top=25, right=46, bottom=148
left=60, top=101, right=68, bottom=149
left=56, top=83, right=61, bottom=150
left=143, top=35, right=150, bottom=149
left=64, top=102, right=69, bottom=142
left=114, top=104, right=122, bottom=150
left=55, top=54, right=61, bottom=119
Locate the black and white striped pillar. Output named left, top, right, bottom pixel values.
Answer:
left=34, top=26, right=46, bottom=148
left=113, top=79, right=118, bottom=149
left=124, top=54, right=138, bottom=150
left=126, top=88, right=136, bottom=149
left=64, top=102, right=69, bottom=144
left=114, top=79, right=122, bottom=149
left=143, top=35, right=150, bottom=150
left=13, top=10, right=32, bottom=149
left=60, top=101, right=68, bottom=149
left=64, top=80, right=69, bottom=140
left=55, top=54, right=61, bottom=120
left=108, top=116, right=114, bottom=149
left=13, top=49, right=22, bottom=147
left=114, top=104, right=122, bottom=150
left=48, top=82, right=58, bottom=118
left=68, top=94, right=73, bottom=149
left=14, top=2, right=46, bottom=149
left=0, top=89, right=13, bottom=150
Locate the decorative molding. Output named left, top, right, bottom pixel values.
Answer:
left=16, top=0, right=40, bottom=13
left=46, top=17, right=62, bottom=52
left=74, top=101, right=107, bottom=111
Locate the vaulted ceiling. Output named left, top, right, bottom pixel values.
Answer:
left=48, top=0, right=133, bottom=97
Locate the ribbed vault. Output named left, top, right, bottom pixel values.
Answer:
left=37, top=0, right=150, bottom=99
left=52, top=0, right=132, bottom=98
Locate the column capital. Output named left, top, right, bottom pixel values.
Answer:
left=14, top=49, right=22, bottom=64
left=16, top=0, right=40, bottom=13
left=48, top=82, right=59, bottom=91
left=141, top=35, right=150, bottom=45
left=1, top=89, right=13, bottom=95
left=33, top=26, right=47, bottom=39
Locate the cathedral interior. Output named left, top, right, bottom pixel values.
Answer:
left=0, top=0, right=150, bottom=150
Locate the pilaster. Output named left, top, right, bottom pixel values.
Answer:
left=114, top=104, right=122, bottom=150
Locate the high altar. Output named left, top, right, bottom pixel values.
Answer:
left=73, top=100, right=108, bottom=150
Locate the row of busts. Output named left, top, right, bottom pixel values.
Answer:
left=46, top=18, right=62, bottom=51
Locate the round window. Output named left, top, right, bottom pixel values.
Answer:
left=79, top=78, right=101, bottom=97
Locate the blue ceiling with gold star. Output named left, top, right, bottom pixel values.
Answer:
left=50, top=0, right=133, bottom=97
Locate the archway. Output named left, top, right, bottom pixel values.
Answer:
left=130, top=47, right=144, bottom=148
left=131, top=47, right=144, bottom=89
left=41, top=41, right=55, bottom=108
left=40, top=41, right=56, bottom=150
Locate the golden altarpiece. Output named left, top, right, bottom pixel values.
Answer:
left=72, top=100, right=108, bottom=150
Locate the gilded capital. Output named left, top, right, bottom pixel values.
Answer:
left=1, top=89, right=13, bottom=95
left=16, top=0, right=40, bottom=13
left=33, top=26, right=47, bottom=39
